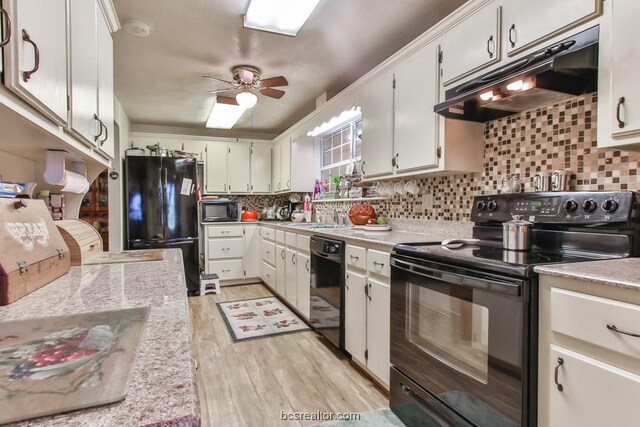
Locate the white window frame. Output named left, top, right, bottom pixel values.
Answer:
left=320, top=118, right=362, bottom=178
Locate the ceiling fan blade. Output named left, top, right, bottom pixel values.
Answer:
left=202, top=75, right=236, bottom=85
left=208, top=87, right=236, bottom=94
left=259, top=87, right=285, bottom=99
left=216, top=96, right=239, bottom=106
left=259, top=76, right=288, bottom=88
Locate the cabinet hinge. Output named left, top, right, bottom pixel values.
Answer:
left=438, top=51, right=443, bottom=63
left=392, top=77, right=396, bottom=89
left=244, top=270, right=246, bottom=277
left=205, top=145, right=208, bottom=153
left=364, top=284, right=368, bottom=297
left=243, top=228, right=246, bottom=235
left=437, top=146, right=442, bottom=158
left=228, top=148, right=231, bottom=154
left=67, top=95, right=70, bottom=111
left=364, top=349, right=369, bottom=361
left=250, top=148, right=253, bottom=154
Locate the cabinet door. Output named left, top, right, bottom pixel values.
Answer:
left=504, top=0, right=600, bottom=55
left=345, top=271, right=367, bottom=365
left=275, top=244, right=286, bottom=296
left=205, top=142, right=228, bottom=193
left=285, top=248, right=297, bottom=306
left=367, top=278, right=390, bottom=386
left=440, top=6, right=501, bottom=85
left=227, top=144, right=251, bottom=193
left=548, top=345, right=640, bottom=427
left=96, top=9, right=114, bottom=158
left=296, top=253, right=310, bottom=319
left=608, top=0, right=640, bottom=139
left=69, top=0, right=99, bottom=145
left=281, top=138, right=291, bottom=191
left=393, top=42, right=439, bottom=172
left=243, top=225, right=259, bottom=278
left=250, top=144, right=271, bottom=193
left=5, top=0, right=68, bottom=124
left=272, top=141, right=282, bottom=192
left=361, top=70, right=394, bottom=178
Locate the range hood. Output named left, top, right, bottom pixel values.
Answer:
left=435, top=26, right=599, bottom=122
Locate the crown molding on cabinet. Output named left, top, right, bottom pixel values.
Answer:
left=98, top=0, right=121, bottom=33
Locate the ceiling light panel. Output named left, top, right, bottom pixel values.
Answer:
left=244, top=0, right=320, bottom=36
left=206, top=97, right=247, bottom=129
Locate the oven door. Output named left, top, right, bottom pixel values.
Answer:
left=390, top=254, right=530, bottom=426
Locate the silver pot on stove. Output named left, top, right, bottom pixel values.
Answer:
left=503, top=215, right=532, bottom=251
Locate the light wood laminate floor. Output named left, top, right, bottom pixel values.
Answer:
left=189, top=284, right=388, bottom=427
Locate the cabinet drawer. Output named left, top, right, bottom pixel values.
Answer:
left=206, top=226, right=243, bottom=238
left=262, top=240, right=276, bottom=265
left=296, top=234, right=311, bottom=253
left=285, top=232, right=297, bottom=247
left=206, top=259, right=244, bottom=280
left=261, top=261, right=276, bottom=288
left=367, top=249, right=390, bottom=278
left=346, top=245, right=366, bottom=271
left=260, top=227, right=275, bottom=241
left=276, top=230, right=285, bottom=244
left=206, top=238, right=244, bottom=259
left=551, top=288, right=640, bottom=360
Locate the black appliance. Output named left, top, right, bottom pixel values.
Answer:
left=125, top=156, right=200, bottom=295
left=200, top=199, right=240, bottom=222
left=390, top=191, right=640, bottom=427
left=310, top=235, right=345, bottom=350
left=435, top=26, right=598, bottom=122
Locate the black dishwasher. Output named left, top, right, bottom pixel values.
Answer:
left=310, top=235, right=345, bottom=350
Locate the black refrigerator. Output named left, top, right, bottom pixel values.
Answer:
left=125, top=156, right=200, bottom=295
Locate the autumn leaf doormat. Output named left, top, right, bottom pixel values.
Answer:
left=217, top=297, right=310, bottom=342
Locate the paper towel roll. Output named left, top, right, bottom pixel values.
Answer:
left=61, top=170, right=90, bottom=193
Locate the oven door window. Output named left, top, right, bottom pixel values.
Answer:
left=408, top=284, right=489, bottom=384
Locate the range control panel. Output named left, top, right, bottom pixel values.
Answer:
left=471, top=191, right=637, bottom=224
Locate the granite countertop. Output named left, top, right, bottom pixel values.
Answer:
left=0, top=249, right=200, bottom=427
left=535, top=258, right=640, bottom=292
left=257, top=219, right=474, bottom=249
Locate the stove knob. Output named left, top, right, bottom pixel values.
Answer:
left=582, top=199, right=598, bottom=213
left=476, top=201, right=487, bottom=211
left=487, top=200, right=497, bottom=212
left=602, top=199, right=619, bottom=213
left=563, top=200, right=578, bottom=212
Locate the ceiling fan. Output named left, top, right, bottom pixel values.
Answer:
left=202, top=65, right=288, bottom=108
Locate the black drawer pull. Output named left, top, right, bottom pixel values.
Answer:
left=607, top=323, right=640, bottom=338
left=554, top=357, right=564, bottom=392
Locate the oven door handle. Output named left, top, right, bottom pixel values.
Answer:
left=391, top=258, right=521, bottom=296
left=399, top=382, right=458, bottom=427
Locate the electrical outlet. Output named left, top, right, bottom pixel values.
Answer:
left=421, top=193, right=433, bottom=210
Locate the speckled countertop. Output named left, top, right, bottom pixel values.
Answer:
left=258, top=219, right=473, bottom=249
left=0, top=249, right=200, bottom=427
left=535, top=258, right=640, bottom=292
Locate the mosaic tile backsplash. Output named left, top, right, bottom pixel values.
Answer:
left=337, top=93, right=640, bottom=222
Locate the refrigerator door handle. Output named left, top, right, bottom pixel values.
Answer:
left=162, top=167, right=168, bottom=238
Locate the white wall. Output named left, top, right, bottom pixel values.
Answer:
left=0, top=150, right=36, bottom=183
left=108, top=97, right=130, bottom=251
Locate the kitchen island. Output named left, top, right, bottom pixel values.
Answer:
left=0, top=249, right=200, bottom=427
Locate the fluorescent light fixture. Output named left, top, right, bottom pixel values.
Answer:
left=244, top=0, right=320, bottom=36
left=236, top=90, right=258, bottom=108
left=206, top=96, right=247, bottom=129
left=506, top=80, right=524, bottom=91
left=479, top=91, right=494, bottom=101
left=307, top=106, right=361, bottom=137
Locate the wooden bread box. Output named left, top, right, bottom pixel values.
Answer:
left=56, top=219, right=103, bottom=265
left=0, top=198, right=71, bottom=305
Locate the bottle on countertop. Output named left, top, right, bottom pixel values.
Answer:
left=303, top=193, right=312, bottom=222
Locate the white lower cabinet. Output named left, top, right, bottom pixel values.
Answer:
left=296, top=253, right=311, bottom=319
left=202, top=224, right=259, bottom=282
left=285, top=248, right=297, bottom=305
left=275, top=244, right=286, bottom=296
left=345, top=244, right=391, bottom=388
left=538, top=275, right=640, bottom=426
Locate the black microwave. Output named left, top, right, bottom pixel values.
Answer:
left=200, top=200, right=240, bottom=222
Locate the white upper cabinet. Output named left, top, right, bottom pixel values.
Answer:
left=598, top=0, right=640, bottom=148
left=271, top=140, right=282, bottom=192
left=393, top=41, right=439, bottom=173
left=250, top=144, right=271, bottom=193
left=361, top=69, right=394, bottom=179
left=440, top=5, right=501, bottom=85
left=280, top=137, right=292, bottom=191
left=227, top=144, right=251, bottom=193
left=503, top=0, right=601, bottom=56
left=96, top=10, right=114, bottom=158
left=205, top=142, right=228, bottom=193
left=4, top=0, right=68, bottom=124
left=69, top=0, right=99, bottom=146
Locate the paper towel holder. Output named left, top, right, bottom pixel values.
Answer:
left=43, top=150, right=90, bottom=193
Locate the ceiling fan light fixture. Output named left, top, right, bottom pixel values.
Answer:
left=206, top=96, right=247, bottom=129
left=236, top=90, right=258, bottom=108
left=244, top=0, right=320, bottom=36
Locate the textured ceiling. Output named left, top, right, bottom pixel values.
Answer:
left=113, top=0, right=466, bottom=137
